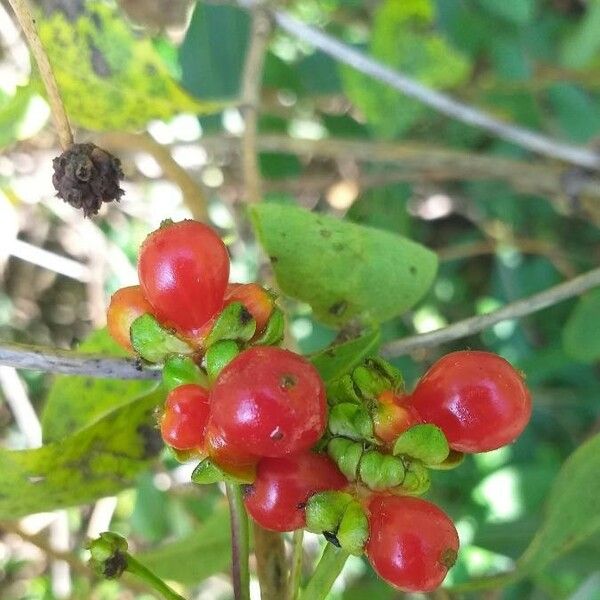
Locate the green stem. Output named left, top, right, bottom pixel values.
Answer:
left=226, top=483, right=251, bottom=600
left=126, top=555, right=186, bottom=600
left=301, top=544, right=349, bottom=600
left=287, top=529, right=304, bottom=600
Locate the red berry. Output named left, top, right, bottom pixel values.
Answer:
left=366, top=495, right=459, bottom=592
left=210, top=347, right=327, bottom=457
left=106, top=285, right=153, bottom=351
left=160, top=384, right=210, bottom=451
left=409, top=351, right=531, bottom=453
left=204, top=419, right=258, bottom=481
left=224, top=283, right=274, bottom=333
left=372, top=390, right=422, bottom=445
left=138, top=220, right=230, bottom=335
left=244, top=452, right=347, bottom=532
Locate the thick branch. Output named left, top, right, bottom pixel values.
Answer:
left=381, top=267, right=600, bottom=357
left=236, top=0, right=600, bottom=169
left=0, top=341, right=160, bottom=380
left=8, top=0, right=73, bottom=149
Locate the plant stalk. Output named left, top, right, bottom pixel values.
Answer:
left=301, top=543, right=349, bottom=600
left=126, top=555, right=186, bottom=600
left=226, top=483, right=251, bottom=600
left=287, top=529, right=304, bottom=600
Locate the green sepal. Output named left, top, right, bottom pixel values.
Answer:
left=327, top=438, right=363, bottom=481
left=329, top=403, right=374, bottom=441
left=162, top=355, right=208, bottom=392
left=87, top=531, right=129, bottom=579
left=253, top=307, right=285, bottom=346
left=203, top=302, right=256, bottom=347
left=358, top=451, right=405, bottom=491
left=130, top=314, right=193, bottom=363
left=326, top=374, right=362, bottom=406
left=392, top=424, right=450, bottom=465
left=191, top=457, right=254, bottom=485
left=205, top=340, right=240, bottom=382
left=428, top=449, right=465, bottom=471
left=337, top=500, right=369, bottom=556
left=305, top=490, right=354, bottom=534
left=351, top=356, right=404, bottom=400
left=396, top=460, right=431, bottom=495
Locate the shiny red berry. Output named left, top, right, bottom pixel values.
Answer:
left=366, top=495, right=459, bottom=592
left=138, top=220, right=230, bottom=336
left=244, top=452, right=347, bottom=531
left=409, top=351, right=531, bottom=453
left=160, top=384, right=210, bottom=451
left=210, top=347, right=327, bottom=457
left=106, top=285, right=153, bottom=351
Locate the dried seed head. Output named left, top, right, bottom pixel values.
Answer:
left=52, top=143, right=124, bottom=217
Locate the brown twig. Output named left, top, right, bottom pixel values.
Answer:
left=97, top=131, right=209, bottom=222
left=252, top=522, right=288, bottom=600
left=381, top=266, right=600, bottom=357
left=7, top=0, right=73, bottom=149
left=239, top=8, right=271, bottom=204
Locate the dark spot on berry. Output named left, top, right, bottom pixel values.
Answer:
left=270, top=427, right=284, bottom=440
left=103, top=550, right=128, bottom=579
left=439, top=547, right=458, bottom=568
left=241, top=484, right=254, bottom=498
left=329, top=301, right=348, bottom=317
left=323, top=531, right=341, bottom=547
left=280, top=374, right=297, bottom=390
left=239, top=306, right=253, bottom=325
left=409, top=265, right=417, bottom=275
left=320, top=229, right=332, bottom=238
left=296, top=502, right=306, bottom=509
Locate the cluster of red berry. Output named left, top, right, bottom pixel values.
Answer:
left=106, top=219, right=532, bottom=594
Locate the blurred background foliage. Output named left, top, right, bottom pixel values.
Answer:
left=0, top=0, right=599, bottom=599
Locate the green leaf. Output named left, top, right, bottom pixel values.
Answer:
left=179, top=2, right=249, bottom=100
left=138, top=503, right=231, bottom=585
left=477, top=0, right=536, bottom=25
left=0, top=388, right=163, bottom=519
left=563, top=289, right=600, bottom=363
left=341, top=0, right=470, bottom=138
left=452, top=432, right=600, bottom=592
left=41, top=329, right=155, bottom=443
left=37, top=1, right=225, bottom=131
left=0, top=85, right=37, bottom=149
left=309, top=329, right=381, bottom=384
left=250, top=204, right=437, bottom=327
left=561, top=0, right=600, bottom=69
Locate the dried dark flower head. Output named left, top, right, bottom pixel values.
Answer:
left=52, top=143, right=124, bottom=217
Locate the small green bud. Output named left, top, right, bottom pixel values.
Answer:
left=253, top=308, right=285, bottom=346
left=203, top=302, right=256, bottom=347
left=327, top=438, right=363, bottom=481
left=392, top=424, right=450, bottom=465
left=305, top=490, right=354, bottom=534
left=329, top=403, right=374, bottom=441
left=358, top=451, right=405, bottom=491
left=428, top=449, right=465, bottom=471
left=191, top=457, right=255, bottom=485
left=162, top=355, right=207, bottom=391
left=87, top=531, right=129, bottom=579
left=337, top=500, right=369, bottom=556
left=326, top=374, right=362, bottom=406
left=205, top=340, right=240, bottom=382
left=351, top=357, right=403, bottom=399
left=130, top=314, right=193, bottom=363
left=397, top=460, right=431, bottom=495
